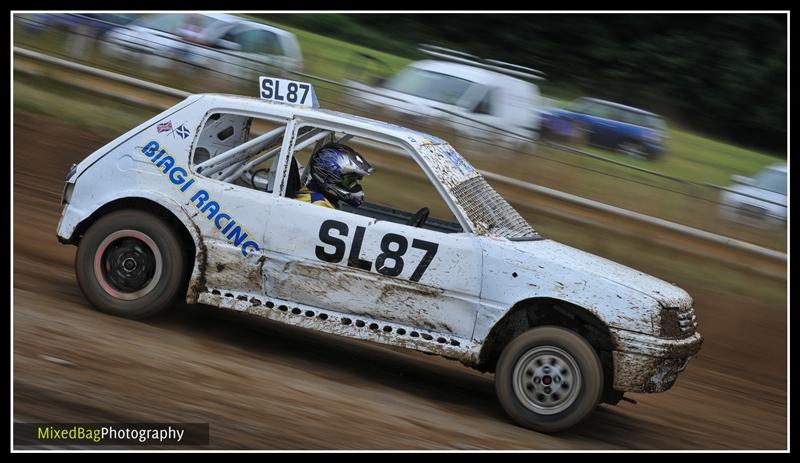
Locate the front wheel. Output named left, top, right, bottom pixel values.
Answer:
left=75, top=210, right=188, bottom=319
left=495, top=326, right=603, bottom=433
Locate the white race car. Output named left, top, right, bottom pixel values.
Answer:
left=56, top=78, right=702, bottom=433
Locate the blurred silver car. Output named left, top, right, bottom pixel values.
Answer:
left=184, top=18, right=303, bottom=79
left=718, top=163, right=787, bottom=229
left=101, top=13, right=224, bottom=68
left=101, top=13, right=302, bottom=78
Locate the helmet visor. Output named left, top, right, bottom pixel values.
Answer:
left=340, top=173, right=362, bottom=190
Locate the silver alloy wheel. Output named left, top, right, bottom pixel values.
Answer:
left=512, top=346, right=582, bottom=415
left=93, top=230, right=163, bottom=300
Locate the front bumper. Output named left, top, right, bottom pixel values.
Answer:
left=643, top=140, right=665, bottom=156
left=56, top=202, right=84, bottom=245
left=611, top=329, right=703, bottom=393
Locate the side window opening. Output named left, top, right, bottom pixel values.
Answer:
left=222, top=27, right=282, bottom=55
left=216, top=126, right=234, bottom=141
left=610, top=108, right=628, bottom=124
left=572, top=98, right=590, bottom=113
left=191, top=112, right=289, bottom=192
left=194, top=147, right=211, bottom=165
left=245, top=30, right=281, bottom=55
left=590, top=104, right=613, bottom=119
left=283, top=124, right=463, bottom=234
left=134, top=13, right=188, bottom=34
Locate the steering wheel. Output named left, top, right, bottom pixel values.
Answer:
left=406, top=207, right=430, bottom=228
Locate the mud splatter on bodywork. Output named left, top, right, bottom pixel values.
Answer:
left=201, top=239, right=265, bottom=295
left=196, top=288, right=480, bottom=365
left=263, top=259, right=473, bottom=337
left=610, top=328, right=703, bottom=392
left=416, top=142, right=479, bottom=191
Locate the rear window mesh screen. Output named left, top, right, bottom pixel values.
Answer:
left=451, top=176, right=538, bottom=239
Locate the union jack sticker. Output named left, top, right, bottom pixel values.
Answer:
left=156, top=121, right=173, bottom=133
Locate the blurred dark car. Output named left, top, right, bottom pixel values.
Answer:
left=541, top=97, right=668, bottom=159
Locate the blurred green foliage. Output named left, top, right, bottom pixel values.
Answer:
left=264, top=13, right=787, bottom=153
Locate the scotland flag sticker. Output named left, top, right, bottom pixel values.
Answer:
left=174, top=124, right=190, bottom=139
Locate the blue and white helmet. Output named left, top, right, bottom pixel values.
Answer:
left=303, top=143, right=375, bottom=207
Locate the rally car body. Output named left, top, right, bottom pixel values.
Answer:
left=57, top=83, right=702, bottom=431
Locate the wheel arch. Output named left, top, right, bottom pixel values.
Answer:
left=476, top=297, right=620, bottom=404
left=67, top=195, right=207, bottom=303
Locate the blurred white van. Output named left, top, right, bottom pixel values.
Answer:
left=345, top=45, right=545, bottom=150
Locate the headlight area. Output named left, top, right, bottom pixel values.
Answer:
left=659, top=306, right=698, bottom=339
left=61, top=182, right=75, bottom=205
left=62, top=163, right=78, bottom=205
left=610, top=328, right=703, bottom=393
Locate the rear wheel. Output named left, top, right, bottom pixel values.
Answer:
left=495, top=326, right=603, bottom=433
left=570, top=121, right=591, bottom=146
left=539, top=125, right=554, bottom=142
left=615, top=139, right=646, bottom=158
left=75, top=210, right=187, bottom=319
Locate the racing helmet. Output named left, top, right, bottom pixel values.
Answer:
left=303, top=143, right=375, bottom=207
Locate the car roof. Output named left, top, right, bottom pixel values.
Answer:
left=193, top=14, right=297, bottom=45
left=198, top=13, right=239, bottom=23
left=138, top=12, right=236, bottom=23
left=227, top=19, right=297, bottom=37
left=132, top=13, right=236, bottom=31
left=198, top=14, right=295, bottom=37
left=194, top=93, right=445, bottom=147
left=582, top=97, right=660, bottom=117
left=409, top=60, right=532, bottom=88
left=765, top=163, right=787, bottom=173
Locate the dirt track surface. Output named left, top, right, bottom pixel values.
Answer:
left=13, top=111, right=787, bottom=449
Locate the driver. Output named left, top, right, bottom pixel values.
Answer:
left=293, top=143, right=375, bottom=209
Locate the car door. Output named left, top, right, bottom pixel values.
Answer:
left=585, top=104, right=618, bottom=146
left=615, top=110, right=650, bottom=147
left=453, top=85, right=512, bottom=145
left=185, top=109, right=285, bottom=298
left=260, top=123, right=483, bottom=339
left=188, top=173, right=273, bottom=297
left=567, top=100, right=596, bottom=142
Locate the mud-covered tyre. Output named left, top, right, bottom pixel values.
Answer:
left=75, top=209, right=187, bottom=319
left=495, top=326, right=603, bottom=433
